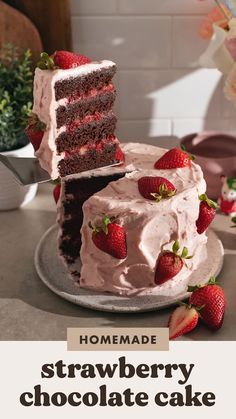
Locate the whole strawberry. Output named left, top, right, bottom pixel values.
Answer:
left=188, top=277, right=226, bottom=330
left=168, top=305, right=199, bottom=340
left=154, top=147, right=193, bottom=170
left=138, top=176, right=176, bottom=201
left=53, top=183, right=61, bottom=204
left=37, top=51, right=91, bottom=70
left=89, top=216, right=127, bottom=259
left=25, top=113, right=46, bottom=151
left=155, top=241, right=192, bottom=285
left=196, top=194, right=217, bottom=234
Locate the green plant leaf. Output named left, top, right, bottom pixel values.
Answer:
left=0, top=44, right=33, bottom=151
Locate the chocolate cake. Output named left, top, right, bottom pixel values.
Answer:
left=26, top=51, right=123, bottom=179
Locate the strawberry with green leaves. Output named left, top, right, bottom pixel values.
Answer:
left=154, top=147, right=193, bottom=170
left=188, top=277, right=226, bottom=330
left=196, top=194, right=217, bottom=234
left=37, top=51, right=91, bottom=70
left=138, top=176, right=176, bottom=202
left=25, top=113, right=46, bottom=151
left=155, top=241, right=192, bottom=285
left=89, top=216, right=127, bottom=259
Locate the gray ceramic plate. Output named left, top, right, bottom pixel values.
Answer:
left=34, top=225, right=224, bottom=313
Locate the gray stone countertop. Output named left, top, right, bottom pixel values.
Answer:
left=0, top=137, right=235, bottom=341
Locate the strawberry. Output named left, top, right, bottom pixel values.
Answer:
left=138, top=176, right=176, bottom=201
left=54, top=51, right=91, bottom=69
left=155, top=241, right=192, bottom=285
left=168, top=305, right=199, bottom=340
left=25, top=113, right=46, bottom=151
left=196, top=194, right=217, bottom=234
left=154, top=147, right=193, bottom=170
left=53, top=183, right=61, bottom=204
left=114, top=147, right=125, bottom=163
left=188, top=277, right=226, bottom=330
left=89, top=216, right=127, bottom=259
left=37, top=51, right=91, bottom=70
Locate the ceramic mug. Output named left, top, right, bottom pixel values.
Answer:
left=180, top=131, right=236, bottom=199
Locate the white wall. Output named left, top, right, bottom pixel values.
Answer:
left=70, top=0, right=236, bottom=141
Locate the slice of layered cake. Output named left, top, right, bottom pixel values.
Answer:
left=26, top=51, right=123, bottom=179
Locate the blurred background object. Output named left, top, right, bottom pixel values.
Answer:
left=0, top=0, right=42, bottom=64
left=181, top=131, right=236, bottom=198
left=3, top=0, right=72, bottom=54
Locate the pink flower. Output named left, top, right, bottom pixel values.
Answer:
left=199, top=5, right=231, bottom=39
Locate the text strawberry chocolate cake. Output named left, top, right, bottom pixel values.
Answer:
left=26, top=51, right=123, bottom=179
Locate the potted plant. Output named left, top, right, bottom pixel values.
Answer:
left=0, top=44, right=38, bottom=210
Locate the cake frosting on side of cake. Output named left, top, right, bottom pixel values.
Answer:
left=79, top=160, right=207, bottom=297
left=29, top=53, right=122, bottom=179
left=57, top=143, right=167, bottom=263
left=57, top=142, right=209, bottom=297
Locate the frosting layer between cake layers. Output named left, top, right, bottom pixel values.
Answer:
left=32, top=60, right=120, bottom=179
left=79, top=159, right=207, bottom=296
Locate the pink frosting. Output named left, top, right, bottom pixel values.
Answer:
left=62, top=143, right=207, bottom=297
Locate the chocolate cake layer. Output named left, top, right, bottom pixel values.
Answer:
left=55, top=66, right=116, bottom=101
left=56, top=91, right=116, bottom=129
left=56, top=113, right=117, bottom=153
left=59, top=234, right=83, bottom=264
left=58, top=142, right=120, bottom=177
left=59, top=172, right=126, bottom=263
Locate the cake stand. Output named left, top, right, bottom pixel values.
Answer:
left=34, top=225, right=224, bottom=313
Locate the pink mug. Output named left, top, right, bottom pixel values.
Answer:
left=180, top=131, right=236, bottom=199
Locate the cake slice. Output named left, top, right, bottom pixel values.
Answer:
left=26, top=51, right=123, bottom=179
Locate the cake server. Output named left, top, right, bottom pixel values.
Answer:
left=0, top=155, right=50, bottom=185
left=0, top=155, right=124, bottom=186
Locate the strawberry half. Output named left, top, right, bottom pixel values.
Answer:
left=154, top=147, right=193, bottom=170
left=138, top=176, right=176, bottom=201
left=188, top=277, right=226, bottom=330
left=196, top=194, right=217, bottom=234
left=168, top=305, right=199, bottom=340
left=37, top=51, right=91, bottom=70
left=155, top=241, right=192, bottom=285
left=25, top=113, right=46, bottom=151
left=89, top=216, right=127, bottom=259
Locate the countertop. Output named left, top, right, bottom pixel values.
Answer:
left=0, top=138, right=235, bottom=341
